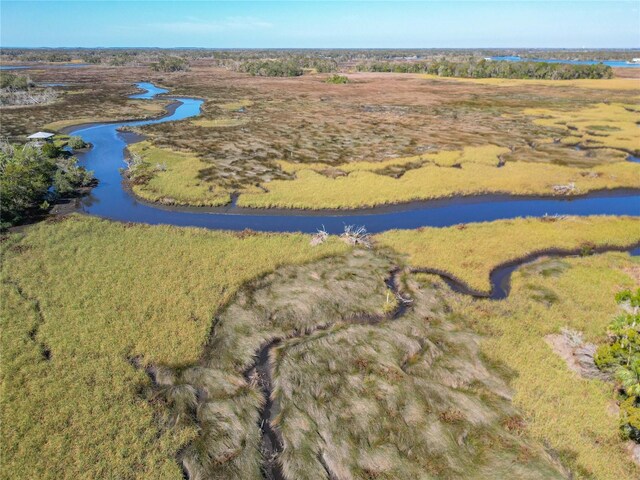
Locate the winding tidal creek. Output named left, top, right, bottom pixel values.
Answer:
left=69, top=83, right=640, bottom=234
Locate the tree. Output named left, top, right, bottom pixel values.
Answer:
left=0, top=141, right=95, bottom=228
left=150, top=56, right=189, bottom=72
left=0, top=142, right=55, bottom=227
left=596, top=289, right=640, bottom=442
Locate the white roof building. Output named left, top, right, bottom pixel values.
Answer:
left=27, top=132, right=55, bottom=140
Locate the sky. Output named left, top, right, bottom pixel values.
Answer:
left=2, top=1, right=639, bottom=48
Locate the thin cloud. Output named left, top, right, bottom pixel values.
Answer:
left=151, top=16, right=273, bottom=34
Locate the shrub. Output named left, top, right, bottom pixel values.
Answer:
left=52, top=169, right=74, bottom=196
left=122, top=152, right=157, bottom=185
left=325, top=74, right=348, bottom=84
left=40, top=142, right=61, bottom=159
left=620, top=395, right=640, bottom=442
left=0, top=72, right=32, bottom=90
left=53, top=157, right=94, bottom=195
left=0, top=141, right=95, bottom=227
left=68, top=136, right=87, bottom=150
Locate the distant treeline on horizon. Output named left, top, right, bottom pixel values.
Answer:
left=2, top=47, right=639, bottom=64
left=0, top=48, right=630, bottom=79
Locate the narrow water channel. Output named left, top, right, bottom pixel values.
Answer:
left=69, top=82, right=640, bottom=234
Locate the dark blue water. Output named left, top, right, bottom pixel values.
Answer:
left=628, top=155, right=640, bottom=164
left=69, top=82, right=640, bottom=234
left=489, top=56, right=640, bottom=68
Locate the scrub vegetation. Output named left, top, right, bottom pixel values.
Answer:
left=0, top=72, right=57, bottom=106
left=150, top=56, right=189, bottom=73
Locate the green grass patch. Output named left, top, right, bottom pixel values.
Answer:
left=325, top=74, right=349, bottom=84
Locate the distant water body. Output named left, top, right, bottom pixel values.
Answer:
left=489, top=56, right=640, bottom=68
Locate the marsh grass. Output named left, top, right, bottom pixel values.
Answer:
left=149, top=249, right=396, bottom=478
left=0, top=72, right=171, bottom=138
left=138, top=68, right=638, bottom=207
left=0, top=215, right=348, bottom=479
left=155, top=248, right=566, bottom=479
left=268, top=259, right=566, bottom=479
left=190, top=117, right=247, bottom=128
left=276, top=144, right=508, bottom=174
left=3, top=215, right=637, bottom=479
left=442, top=252, right=640, bottom=479
left=524, top=103, right=640, bottom=154
left=422, top=74, right=640, bottom=91
left=219, top=99, right=253, bottom=112
left=238, top=161, right=638, bottom=209
left=376, top=216, right=640, bottom=293
left=128, top=141, right=233, bottom=206
left=11, top=66, right=638, bottom=208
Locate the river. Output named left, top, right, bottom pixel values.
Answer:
left=68, top=82, right=640, bottom=234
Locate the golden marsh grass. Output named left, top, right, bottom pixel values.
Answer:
left=238, top=161, right=639, bottom=209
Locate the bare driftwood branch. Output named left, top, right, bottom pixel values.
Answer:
left=341, top=224, right=372, bottom=248
left=310, top=225, right=329, bottom=246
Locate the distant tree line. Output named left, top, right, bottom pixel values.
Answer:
left=150, top=56, right=190, bottom=72
left=238, top=56, right=338, bottom=77
left=0, top=48, right=633, bottom=73
left=239, top=59, right=304, bottom=77
left=356, top=59, right=614, bottom=79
